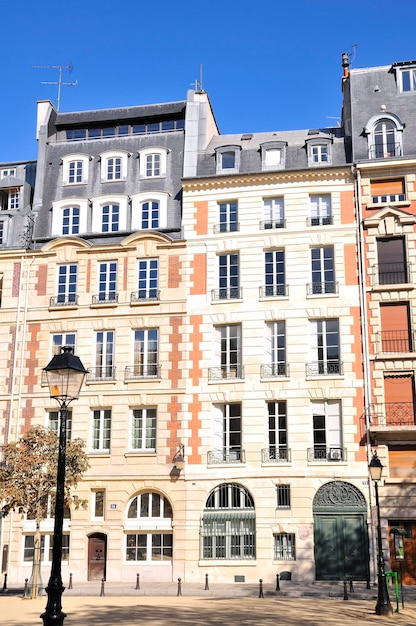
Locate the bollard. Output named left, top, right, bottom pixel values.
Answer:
left=349, top=578, right=354, bottom=593
left=177, top=577, right=182, bottom=596
left=276, top=573, right=280, bottom=592
left=100, top=578, right=105, bottom=597
left=24, top=578, right=29, bottom=599
left=2, top=573, right=7, bottom=592
left=204, top=573, right=209, bottom=591
left=68, top=573, right=73, bottom=590
left=259, top=579, right=264, bottom=598
left=343, top=580, right=348, bottom=600
left=136, top=573, right=140, bottom=590
left=366, top=579, right=371, bottom=589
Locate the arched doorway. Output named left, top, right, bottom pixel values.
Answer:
left=87, top=533, right=107, bottom=581
left=313, top=481, right=369, bottom=581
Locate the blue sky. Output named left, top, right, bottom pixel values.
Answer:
left=2, top=0, right=416, bottom=162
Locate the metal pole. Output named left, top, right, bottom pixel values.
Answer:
left=374, top=480, right=393, bottom=616
left=40, top=402, right=68, bottom=625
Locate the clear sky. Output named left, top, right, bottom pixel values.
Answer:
left=2, top=0, right=416, bottom=162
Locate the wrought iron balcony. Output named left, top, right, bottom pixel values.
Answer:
left=213, top=222, right=239, bottom=233
left=124, top=364, right=161, bottom=380
left=307, top=447, right=347, bottom=462
left=130, top=289, right=160, bottom=303
left=211, top=287, right=242, bottom=301
left=208, top=365, right=244, bottom=381
left=50, top=295, right=78, bottom=307
left=376, top=330, right=413, bottom=354
left=368, top=403, right=415, bottom=427
left=87, top=366, right=116, bottom=381
left=259, top=219, right=285, bottom=230
left=91, top=292, right=118, bottom=304
left=372, top=262, right=411, bottom=286
left=207, top=449, right=246, bottom=464
left=306, top=281, right=338, bottom=295
left=306, top=361, right=343, bottom=376
left=261, top=447, right=291, bottom=462
left=307, top=215, right=333, bottom=226
left=260, top=363, right=289, bottom=378
left=259, top=284, right=288, bottom=298
left=368, top=142, right=402, bottom=159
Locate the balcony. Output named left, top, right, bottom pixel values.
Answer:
left=261, top=447, right=291, bottom=463
left=211, top=287, right=242, bottom=301
left=259, top=219, right=285, bottom=230
left=307, top=281, right=338, bottom=296
left=375, top=330, right=414, bottom=354
left=130, top=290, right=160, bottom=303
left=307, top=447, right=347, bottom=462
left=124, top=364, right=161, bottom=380
left=307, top=215, right=333, bottom=226
left=207, top=449, right=245, bottom=464
left=91, top=292, right=118, bottom=305
left=368, top=142, right=402, bottom=160
left=208, top=365, right=244, bottom=381
left=260, top=363, right=289, bottom=378
left=306, top=361, right=343, bottom=376
left=366, top=403, right=416, bottom=444
left=87, top=366, right=116, bottom=381
left=259, top=284, right=288, bottom=298
left=372, top=263, right=411, bottom=287
left=49, top=295, right=78, bottom=307
left=213, top=222, right=239, bottom=233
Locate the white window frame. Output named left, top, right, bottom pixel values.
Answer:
left=130, top=192, right=168, bottom=230
left=0, top=168, right=16, bottom=178
left=364, top=114, right=404, bottom=159
left=260, top=142, right=286, bottom=171
left=265, top=322, right=286, bottom=373
left=218, top=252, right=240, bottom=299
left=8, top=189, right=20, bottom=210
left=91, top=408, right=111, bottom=452
left=138, top=147, right=168, bottom=179
left=399, top=66, right=416, bottom=92
left=136, top=258, right=158, bottom=300
left=51, top=332, right=76, bottom=356
left=307, top=140, right=332, bottom=166
left=51, top=199, right=88, bottom=236
left=91, top=195, right=128, bottom=233
left=62, top=154, right=90, bottom=185
left=133, top=329, right=159, bottom=378
left=56, top=263, right=78, bottom=304
left=130, top=407, right=157, bottom=451
left=100, top=150, right=129, bottom=182
left=48, top=409, right=72, bottom=441
left=94, top=330, right=115, bottom=378
left=213, top=403, right=242, bottom=458
left=309, top=194, right=332, bottom=226
left=311, top=246, right=335, bottom=294
left=263, top=197, right=284, bottom=228
left=309, top=319, right=340, bottom=375
left=215, top=146, right=241, bottom=174
left=22, top=534, right=70, bottom=564
left=92, top=490, right=105, bottom=520
left=312, top=400, right=342, bottom=457
left=97, top=261, right=117, bottom=301
left=214, top=324, right=242, bottom=378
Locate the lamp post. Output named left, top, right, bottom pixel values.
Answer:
left=41, top=347, right=88, bottom=626
left=369, top=451, right=393, bottom=616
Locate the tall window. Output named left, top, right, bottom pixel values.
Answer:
left=48, top=410, right=72, bottom=441
left=309, top=195, right=332, bottom=226
left=92, top=490, right=105, bottom=519
left=268, top=401, right=288, bottom=461
left=400, top=67, right=416, bottom=92
left=276, top=484, right=291, bottom=508
left=126, top=492, right=173, bottom=563
left=94, top=331, right=114, bottom=379
left=310, top=246, right=335, bottom=294
left=106, top=157, right=122, bottom=180
left=373, top=120, right=399, bottom=158
left=145, top=154, right=161, bottom=177
left=102, top=204, right=119, bottom=232
left=141, top=201, right=159, bottom=229
left=262, top=197, right=284, bottom=229
left=51, top=333, right=76, bottom=355
left=97, top=261, right=117, bottom=302
left=24, top=535, right=69, bottom=563
left=377, top=237, right=407, bottom=285
left=264, top=250, right=285, bottom=296
left=92, top=409, right=111, bottom=452
left=264, top=322, right=286, bottom=376
left=309, top=319, right=340, bottom=375
left=62, top=207, right=80, bottom=235
left=0, top=222, right=4, bottom=244
left=274, top=533, right=295, bottom=560
left=212, top=324, right=242, bottom=380
left=218, top=202, right=238, bottom=233
left=212, top=403, right=242, bottom=463
left=133, top=329, right=159, bottom=377
left=218, top=253, right=239, bottom=300
left=384, top=374, right=415, bottom=426
left=131, top=408, right=157, bottom=451
left=201, top=483, right=255, bottom=560
left=8, top=190, right=19, bottom=210
left=312, top=400, right=342, bottom=460
left=57, top=264, right=77, bottom=304
left=136, top=258, right=158, bottom=301
left=68, top=160, right=83, bottom=184
left=379, top=303, right=411, bottom=353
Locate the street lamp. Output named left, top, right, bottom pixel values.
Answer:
left=41, top=347, right=88, bottom=626
left=369, top=451, right=393, bottom=616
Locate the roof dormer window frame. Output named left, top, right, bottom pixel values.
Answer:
left=306, top=137, right=333, bottom=166
left=62, top=154, right=91, bottom=185
left=138, top=146, right=168, bottom=179
left=364, top=113, right=404, bottom=160
left=260, top=141, right=287, bottom=171
left=100, top=150, right=129, bottom=182
left=215, top=145, right=241, bottom=175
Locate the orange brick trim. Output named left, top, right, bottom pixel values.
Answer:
left=36, top=265, right=47, bottom=297
left=190, top=253, right=207, bottom=295
left=168, top=255, right=181, bottom=288
left=168, top=317, right=182, bottom=389
left=344, top=244, right=358, bottom=286
left=340, top=190, right=355, bottom=225
left=194, top=201, right=208, bottom=235
left=24, top=323, right=40, bottom=393
left=12, top=263, right=21, bottom=297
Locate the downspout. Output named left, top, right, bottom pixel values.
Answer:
left=7, top=256, right=25, bottom=443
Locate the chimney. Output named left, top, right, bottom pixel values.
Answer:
left=342, top=52, right=349, bottom=78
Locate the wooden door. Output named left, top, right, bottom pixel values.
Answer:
left=88, top=535, right=106, bottom=581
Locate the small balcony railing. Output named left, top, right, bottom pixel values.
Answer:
left=307, top=215, right=333, bottom=226
left=307, top=447, right=347, bottom=462
left=213, top=222, right=239, bottom=233
left=50, top=295, right=78, bottom=307
left=372, top=263, right=411, bottom=286
left=259, top=284, right=288, bottom=298
left=260, top=363, right=289, bottom=378
left=306, top=361, right=343, bottom=376
left=368, top=403, right=416, bottom=427
left=208, top=365, right=244, bottom=381
left=261, top=447, right=291, bottom=463
left=207, top=449, right=245, bottom=464
left=376, top=330, right=413, bottom=354
left=368, top=142, right=402, bottom=160
left=211, top=287, right=242, bottom=301
left=259, top=219, right=285, bottom=230
left=124, top=364, right=161, bottom=380
left=87, top=366, right=116, bottom=381
left=130, top=290, right=160, bottom=303
left=307, top=281, right=338, bottom=295
left=91, top=292, right=118, bottom=304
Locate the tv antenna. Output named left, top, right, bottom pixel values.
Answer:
left=190, top=64, right=204, bottom=92
left=349, top=44, right=358, bottom=68
left=33, top=62, right=78, bottom=111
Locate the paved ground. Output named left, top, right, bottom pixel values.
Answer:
left=1, top=581, right=416, bottom=625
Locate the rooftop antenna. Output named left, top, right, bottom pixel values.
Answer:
left=349, top=44, right=358, bottom=68
left=190, top=64, right=204, bottom=92
left=33, top=62, right=78, bottom=111
left=326, top=116, right=341, bottom=127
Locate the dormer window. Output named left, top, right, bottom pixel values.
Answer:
left=62, top=154, right=90, bottom=185
left=364, top=114, right=403, bottom=159
left=306, top=138, right=332, bottom=166
left=138, top=147, right=168, bottom=179
left=260, top=141, right=286, bottom=171
left=0, top=169, right=16, bottom=178
left=399, top=66, right=416, bottom=92
left=215, top=146, right=241, bottom=174
left=100, top=150, right=129, bottom=182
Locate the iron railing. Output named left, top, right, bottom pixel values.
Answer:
left=91, top=292, right=118, bottom=304
left=261, top=447, right=291, bottom=462
left=124, top=364, right=161, bottom=380
left=368, top=142, right=402, bottom=159
left=87, top=366, right=116, bottom=381
left=207, top=449, right=246, bottom=464
left=368, top=403, right=416, bottom=427
left=259, top=284, right=288, bottom=298
left=375, top=330, right=413, bottom=354
left=307, top=447, right=347, bottom=462
left=130, top=290, right=160, bottom=303
left=259, top=219, right=285, bottom=230
left=208, top=365, right=244, bottom=381
left=372, top=263, right=411, bottom=286
left=307, top=215, right=333, bottom=226
left=306, top=361, right=343, bottom=376
left=306, top=281, right=338, bottom=295
left=260, top=363, right=289, bottom=378
left=211, top=287, right=242, bottom=301
left=50, top=295, right=78, bottom=307
left=213, top=222, right=239, bottom=233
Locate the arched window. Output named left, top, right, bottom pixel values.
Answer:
left=125, top=492, right=173, bottom=563
left=201, top=483, right=255, bottom=560
left=365, top=115, right=403, bottom=159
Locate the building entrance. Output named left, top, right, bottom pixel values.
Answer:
left=88, top=533, right=107, bottom=581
